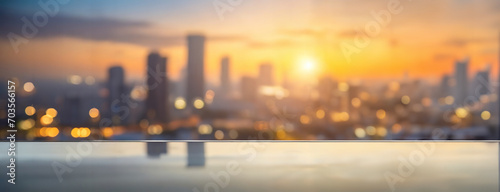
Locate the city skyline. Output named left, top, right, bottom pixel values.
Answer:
left=0, top=0, right=499, bottom=85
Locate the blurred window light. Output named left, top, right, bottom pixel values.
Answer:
left=174, top=97, right=187, bottom=110
left=23, top=82, right=35, bottom=92
left=481, top=111, right=491, bottom=120
left=401, top=95, right=411, bottom=105
left=46, top=108, right=58, bottom=118
left=25, top=106, right=36, bottom=116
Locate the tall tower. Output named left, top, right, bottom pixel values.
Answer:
left=186, top=34, right=206, bottom=106
left=108, top=66, right=125, bottom=125
left=258, top=63, right=274, bottom=87
left=220, top=56, right=230, bottom=96
left=454, top=58, right=469, bottom=105
left=146, top=51, right=168, bottom=124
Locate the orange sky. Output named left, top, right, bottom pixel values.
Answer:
left=0, top=0, right=498, bottom=85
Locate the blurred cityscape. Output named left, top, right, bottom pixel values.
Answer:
left=0, top=32, right=498, bottom=141
left=0, top=0, right=499, bottom=141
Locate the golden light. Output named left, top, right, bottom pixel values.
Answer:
left=392, top=124, right=402, bottom=133
left=193, top=98, right=205, bottom=109
left=354, top=128, right=366, bottom=138
left=25, top=106, right=36, bottom=116
left=198, top=124, right=213, bottom=135
left=19, top=119, right=35, bottom=130
left=174, top=97, right=187, bottom=110
left=338, top=82, right=349, bottom=92
left=23, top=82, right=35, bottom=92
left=68, top=75, right=82, bottom=85
left=316, top=109, right=325, bottom=119
left=214, top=130, right=225, bottom=140
left=89, top=108, right=100, bottom=118
left=276, top=129, right=286, bottom=140
left=46, top=108, right=58, bottom=118
left=481, top=111, right=491, bottom=120
left=376, top=127, right=387, bottom=137
left=300, top=115, right=311, bottom=124
left=102, top=127, right=114, bottom=138
left=366, top=126, right=376, bottom=136
left=130, top=86, right=147, bottom=101
left=301, top=59, right=317, bottom=73
left=40, top=115, right=53, bottom=125
left=351, top=98, right=361, bottom=108
left=455, top=107, right=468, bottom=118
left=147, top=124, right=163, bottom=135
left=46, top=127, right=59, bottom=137
left=376, top=109, right=386, bottom=119
left=401, top=95, right=411, bottom=105
left=205, top=90, right=215, bottom=104
left=39, top=127, right=47, bottom=137
left=71, top=128, right=80, bottom=138
left=444, top=96, right=454, bottom=105
left=79, top=127, right=91, bottom=138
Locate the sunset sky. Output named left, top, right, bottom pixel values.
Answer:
left=0, top=0, right=499, bottom=85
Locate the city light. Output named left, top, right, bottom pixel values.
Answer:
left=46, top=127, right=59, bottom=137
left=444, top=96, right=454, bottom=105
left=228, top=130, right=238, bottom=139
left=19, top=119, right=35, bottom=130
left=89, top=108, right=100, bottom=118
left=214, top=130, right=224, bottom=140
left=351, top=98, right=361, bottom=108
left=300, top=115, right=311, bottom=124
left=23, top=82, right=35, bottom=92
left=147, top=124, right=163, bottom=135
left=392, top=124, right=402, bottom=133
left=46, top=108, right=58, bottom=118
left=71, top=127, right=91, bottom=138
left=102, top=127, right=114, bottom=138
left=376, top=109, right=386, bottom=120
left=316, top=109, right=325, bottom=119
left=481, top=111, right=491, bottom=120
left=376, top=127, right=387, bottom=137
left=25, top=106, right=36, bottom=116
left=401, top=95, right=411, bottom=105
left=174, top=97, right=187, bottom=110
left=455, top=108, right=469, bottom=118
left=198, top=124, right=213, bottom=135
left=193, top=98, right=205, bottom=109
left=68, top=75, right=82, bottom=85
left=366, top=126, right=376, bottom=136
left=40, top=115, right=53, bottom=125
left=354, top=128, right=366, bottom=138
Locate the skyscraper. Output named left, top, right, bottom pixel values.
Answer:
left=258, top=63, right=274, bottom=87
left=186, top=34, right=206, bottom=106
left=473, top=65, right=490, bottom=96
left=454, top=58, right=469, bottom=105
left=146, top=51, right=169, bottom=124
left=220, top=56, right=230, bottom=96
left=108, top=66, right=125, bottom=125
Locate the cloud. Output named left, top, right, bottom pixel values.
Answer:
left=0, top=10, right=245, bottom=48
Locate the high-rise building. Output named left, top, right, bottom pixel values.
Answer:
left=258, top=63, right=274, bottom=87
left=186, top=34, right=206, bottom=106
left=473, top=65, right=490, bottom=96
left=241, top=76, right=257, bottom=102
left=108, top=66, right=125, bottom=125
left=439, top=74, right=452, bottom=98
left=146, top=51, right=169, bottom=124
left=220, top=56, right=230, bottom=96
left=454, top=58, right=469, bottom=105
